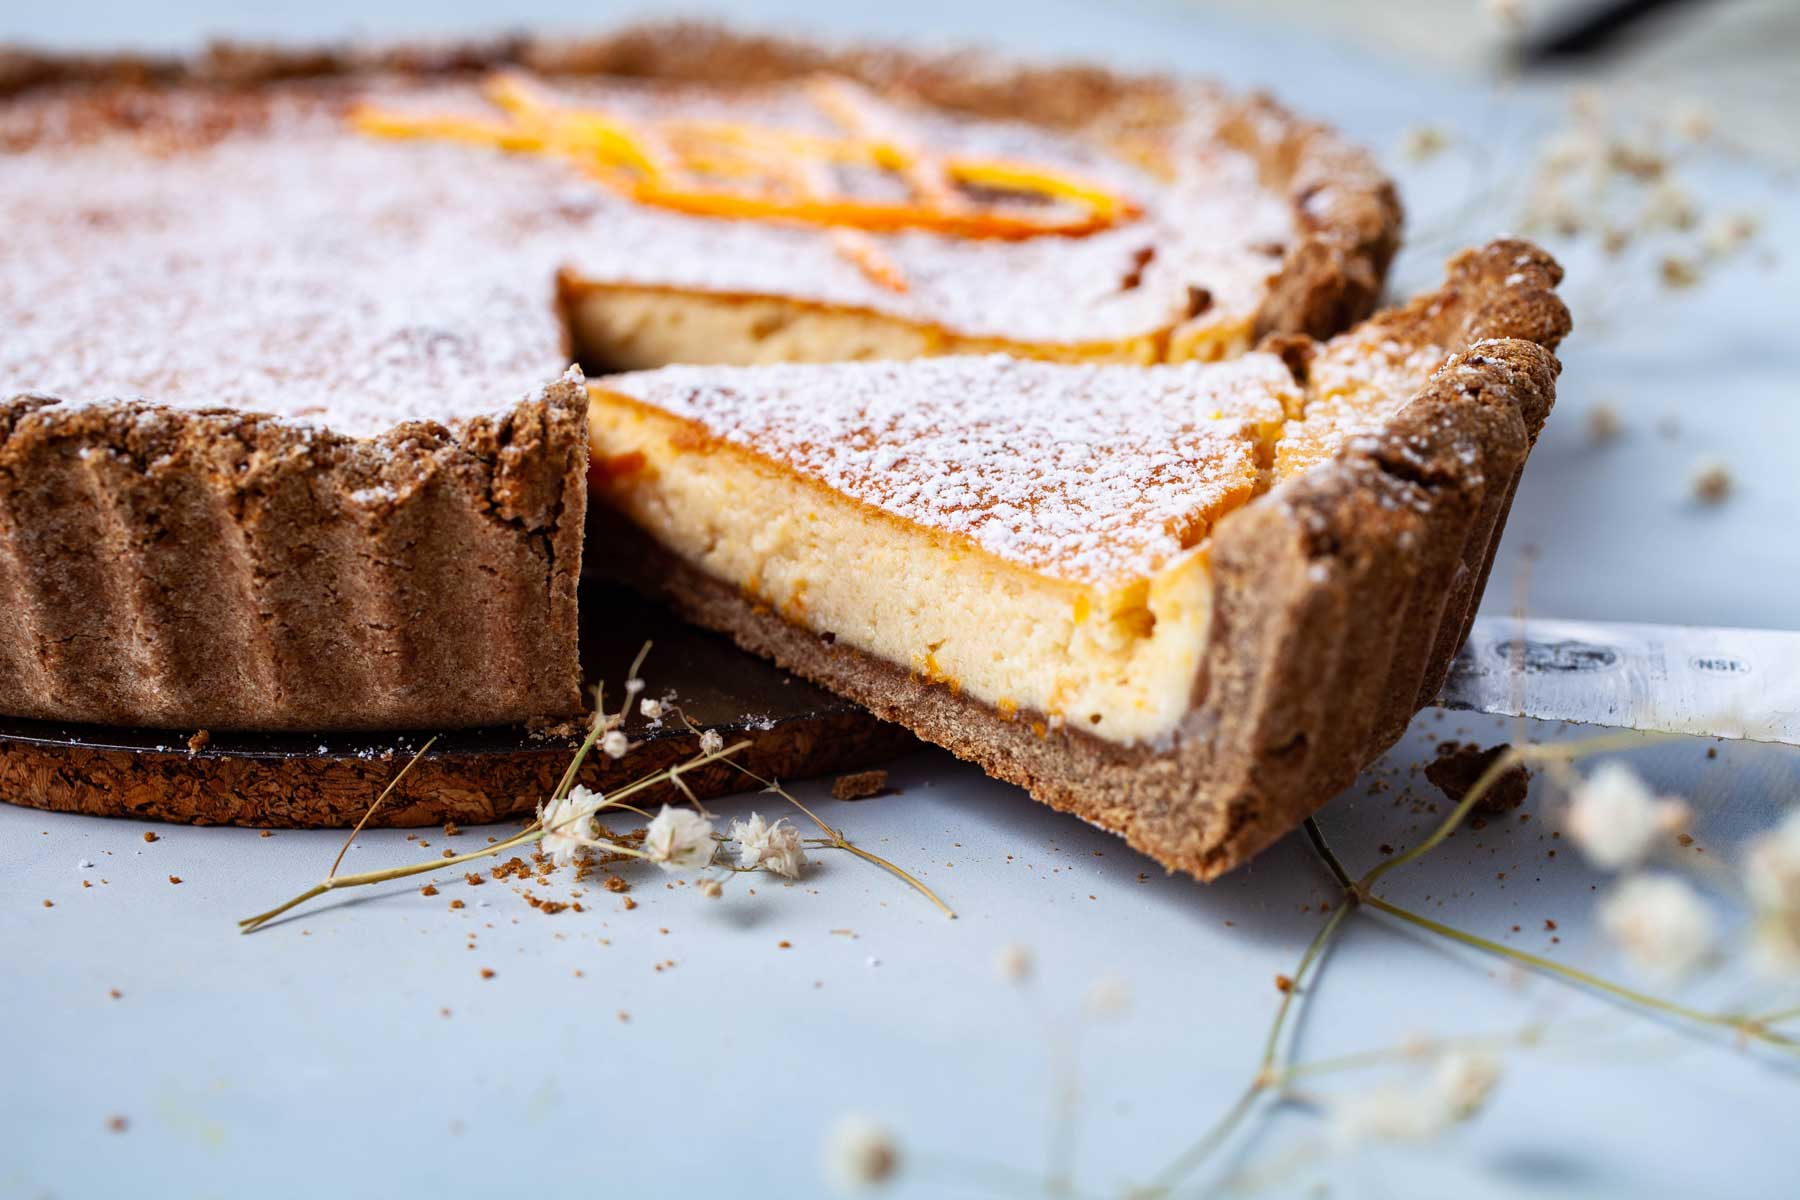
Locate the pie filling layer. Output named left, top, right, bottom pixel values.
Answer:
left=588, top=354, right=1322, bottom=746
left=562, top=283, right=1252, bottom=373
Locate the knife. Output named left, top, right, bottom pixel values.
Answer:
left=1438, top=616, right=1800, bottom=747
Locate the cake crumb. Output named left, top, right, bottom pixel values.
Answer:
left=622, top=897, right=638, bottom=911
left=1691, top=460, right=1732, bottom=504
left=186, top=729, right=210, bottom=752
left=1402, top=125, right=1451, bottom=162
left=42, top=899, right=52, bottom=908
left=259, top=830, right=273, bottom=838
left=420, top=884, right=439, bottom=897
left=1425, top=742, right=1530, bottom=813
left=167, top=875, right=182, bottom=886
left=831, top=770, right=890, bottom=801
left=106, top=1115, right=128, bottom=1134
left=1659, top=255, right=1701, bottom=289
left=1274, top=974, right=1294, bottom=993
left=479, top=968, right=495, bottom=979
left=603, top=875, right=631, bottom=893
left=1586, top=402, right=1622, bottom=443
left=142, top=832, right=158, bottom=843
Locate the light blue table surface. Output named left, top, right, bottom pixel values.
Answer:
left=3, top=2, right=1796, bottom=1198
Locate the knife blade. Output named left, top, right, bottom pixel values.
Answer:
left=1438, top=616, right=1800, bottom=747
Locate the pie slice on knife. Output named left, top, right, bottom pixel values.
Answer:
left=587, top=241, right=1571, bottom=878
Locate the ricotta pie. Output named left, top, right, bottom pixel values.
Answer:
left=0, top=23, right=1397, bottom=734
left=0, top=26, right=1572, bottom=878
left=588, top=242, right=1570, bottom=879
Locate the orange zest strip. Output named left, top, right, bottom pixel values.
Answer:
left=620, top=183, right=1119, bottom=239
left=946, top=158, right=1143, bottom=222
left=351, top=72, right=1141, bottom=244
left=830, top=230, right=909, bottom=293
left=806, top=76, right=962, bottom=212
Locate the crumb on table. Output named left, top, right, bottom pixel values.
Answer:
left=831, top=769, right=890, bottom=801
left=1425, top=742, right=1531, bottom=813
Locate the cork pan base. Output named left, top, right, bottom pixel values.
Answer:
left=0, top=581, right=916, bottom=828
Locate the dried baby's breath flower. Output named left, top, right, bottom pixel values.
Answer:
left=537, top=785, right=604, bottom=868
left=1483, top=0, right=1525, bottom=30
left=1702, top=212, right=1759, bottom=258
left=823, top=1114, right=899, bottom=1192
left=1520, top=182, right=1586, bottom=237
left=995, top=944, right=1033, bottom=984
left=1402, top=125, right=1451, bottom=162
left=1587, top=402, right=1623, bottom=443
left=1606, top=137, right=1667, bottom=183
left=730, top=812, right=809, bottom=879
left=1569, top=86, right=1605, bottom=126
left=697, top=877, right=724, bottom=900
left=1436, top=1050, right=1503, bottom=1119
left=1641, top=179, right=1698, bottom=232
left=1565, top=762, right=1688, bottom=870
left=639, top=697, right=665, bottom=720
left=1326, top=1049, right=1501, bottom=1149
left=1691, top=459, right=1733, bottom=504
left=1744, top=809, right=1800, bottom=973
left=1659, top=255, right=1702, bottom=289
left=643, top=805, right=715, bottom=872
left=699, top=729, right=725, bottom=755
left=1671, top=101, right=1714, bottom=143
left=601, top=730, right=630, bottom=759
left=1598, top=873, right=1715, bottom=980
left=624, top=676, right=645, bottom=697
left=1085, top=976, right=1131, bottom=1017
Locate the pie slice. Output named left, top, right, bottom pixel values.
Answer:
left=587, top=241, right=1571, bottom=879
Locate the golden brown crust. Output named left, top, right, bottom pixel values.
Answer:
left=0, top=376, right=589, bottom=731
left=2, top=21, right=1400, bottom=343
left=601, top=241, right=1569, bottom=880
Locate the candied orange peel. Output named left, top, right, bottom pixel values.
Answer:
left=350, top=71, right=1142, bottom=258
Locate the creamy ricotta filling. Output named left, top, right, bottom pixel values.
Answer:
left=566, top=284, right=1249, bottom=373
left=589, top=394, right=1217, bottom=746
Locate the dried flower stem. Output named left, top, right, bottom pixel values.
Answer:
left=1144, top=728, right=1791, bottom=1194
left=1334, top=732, right=1800, bottom=1050
left=1143, top=898, right=1353, bottom=1195
left=328, top=734, right=437, bottom=878
left=1361, top=896, right=1798, bottom=1045
left=721, top=759, right=955, bottom=919
left=236, top=732, right=750, bottom=933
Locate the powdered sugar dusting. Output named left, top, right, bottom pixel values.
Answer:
left=603, top=354, right=1298, bottom=586
left=1274, top=333, right=1451, bottom=477
left=536, top=77, right=1293, bottom=344
left=1, top=81, right=580, bottom=438
left=1, top=73, right=1294, bottom=439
